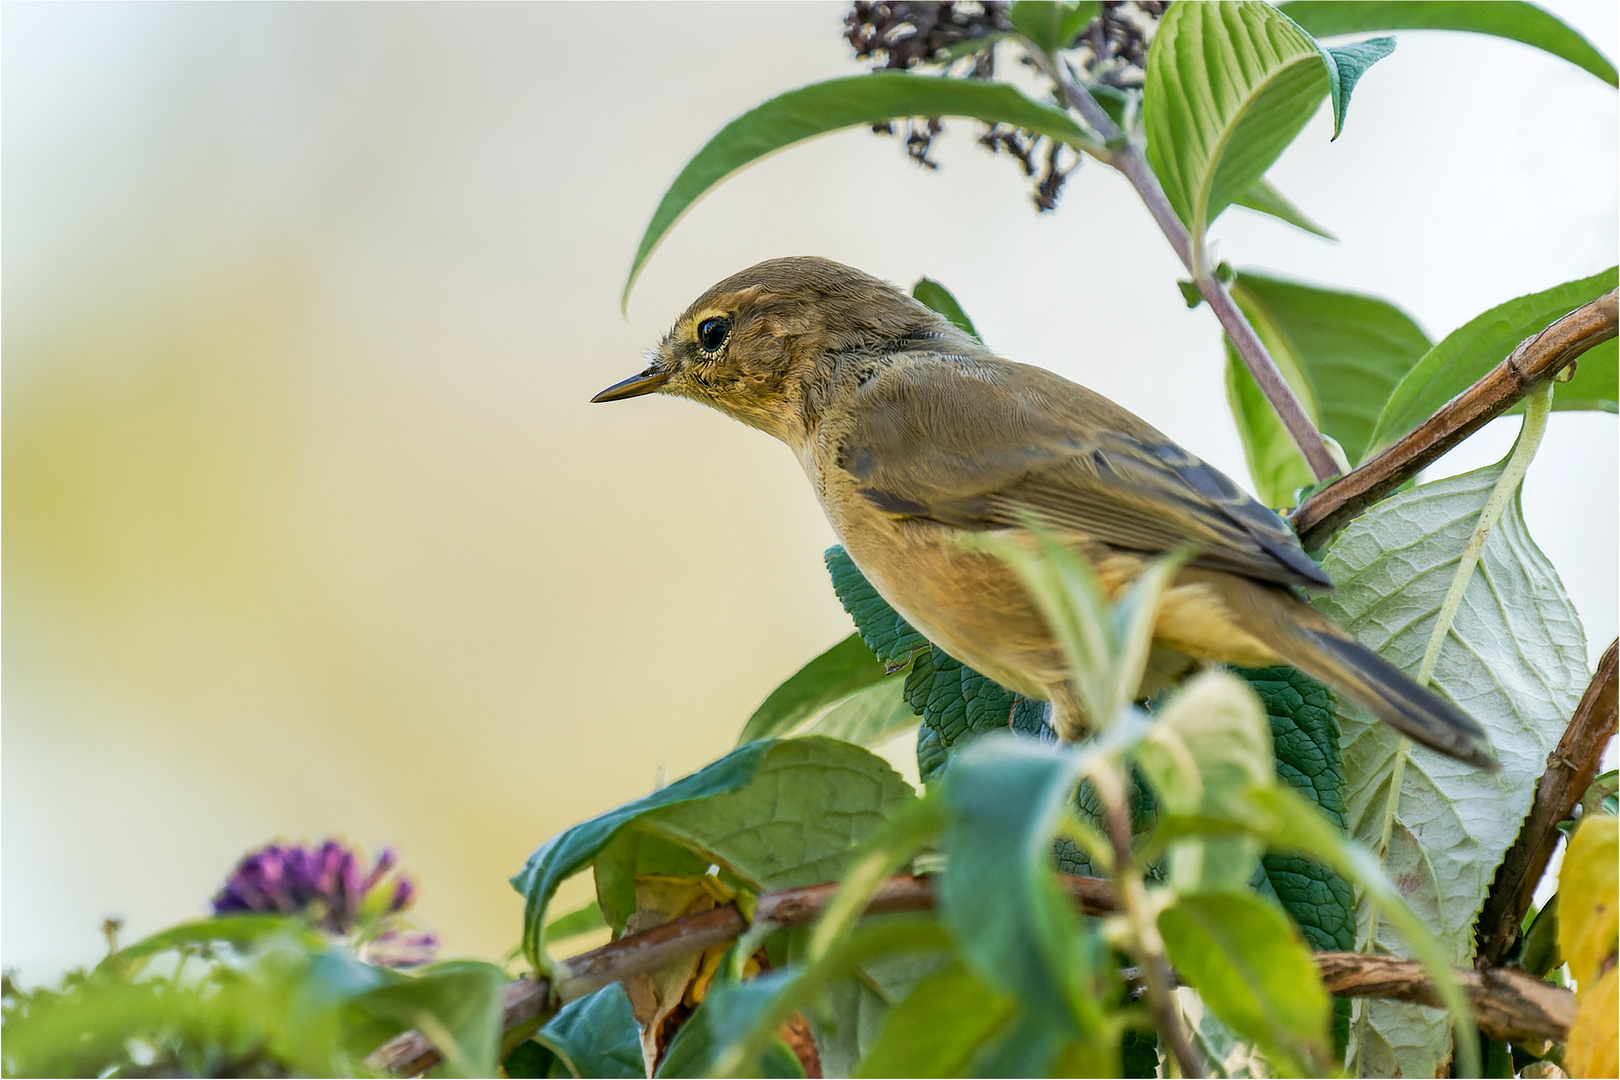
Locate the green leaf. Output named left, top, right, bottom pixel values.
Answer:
left=911, top=277, right=983, bottom=342
left=1159, top=892, right=1333, bottom=1075
left=940, top=736, right=1103, bottom=1041
left=624, top=73, right=1101, bottom=307
left=543, top=901, right=606, bottom=942
left=1009, top=1, right=1101, bottom=55
left=738, top=633, right=891, bottom=744
left=1319, top=37, right=1396, bottom=138
left=908, top=646, right=1025, bottom=783
left=826, top=545, right=929, bottom=667
left=1152, top=781, right=1481, bottom=1077
left=1233, top=177, right=1337, bottom=239
left=1223, top=270, right=1431, bottom=505
left=1143, top=0, right=1332, bottom=238
left=854, top=961, right=1017, bottom=1078
left=512, top=740, right=776, bottom=972
left=698, top=917, right=952, bottom=1077
left=355, top=961, right=508, bottom=1079
left=802, top=676, right=919, bottom=747
left=809, top=954, right=947, bottom=1077
left=1368, top=268, right=1619, bottom=454
left=108, top=914, right=325, bottom=969
left=638, top=737, right=915, bottom=890
left=1238, top=666, right=1356, bottom=951
left=656, top=977, right=806, bottom=1079
left=1314, top=465, right=1587, bottom=1076
left=531, top=985, right=643, bottom=1079
left=1137, top=671, right=1273, bottom=893
left=1280, top=0, right=1619, bottom=86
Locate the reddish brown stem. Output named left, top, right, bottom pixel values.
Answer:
left=1475, top=640, right=1619, bottom=967
left=1293, top=290, right=1619, bottom=548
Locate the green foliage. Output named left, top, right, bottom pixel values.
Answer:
left=508, top=985, right=643, bottom=1079
left=1143, top=0, right=1336, bottom=238
left=1225, top=271, right=1432, bottom=505
left=1, top=918, right=506, bottom=1079
left=622, top=72, right=1101, bottom=307
left=738, top=634, right=892, bottom=743
left=1369, top=267, right=1620, bottom=453
left=1320, top=37, right=1397, bottom=138
left=1008, top=1, right=1102, bottom=57
left=1159, top=891, right=1332, bottom=1074
left=1240, top=666, right=1357, bottom=952
left=1281, top=0, right=1619, bottom=85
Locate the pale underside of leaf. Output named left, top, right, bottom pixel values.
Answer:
left=1315, top=465, right=1587, bottom=1076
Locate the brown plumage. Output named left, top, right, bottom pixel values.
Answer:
left=594, top=257, right=1496, bottom=769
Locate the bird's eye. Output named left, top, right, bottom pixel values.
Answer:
left=697, top=317, right=732, bottom=353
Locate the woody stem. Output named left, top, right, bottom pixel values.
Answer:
left=1040, top=51, right=1341, bottom=482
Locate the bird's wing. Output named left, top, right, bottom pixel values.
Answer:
left=838, top=355, right=1331, bottom=590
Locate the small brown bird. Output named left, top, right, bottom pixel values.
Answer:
left=594, top=257, right=1495, bottom=769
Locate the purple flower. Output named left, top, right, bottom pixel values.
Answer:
left=211, top=839, right=416, bottom=935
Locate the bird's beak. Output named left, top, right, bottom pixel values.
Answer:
left=590, top=363, right=671, bottom=403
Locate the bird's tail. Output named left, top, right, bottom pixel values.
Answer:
left=1279, top=621, right=1498, bottom=770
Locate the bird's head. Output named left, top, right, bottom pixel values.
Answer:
left=592, top=256, right=953, bottom=444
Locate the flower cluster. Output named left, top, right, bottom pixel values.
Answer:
left=211, top=839, right=437, bottom=967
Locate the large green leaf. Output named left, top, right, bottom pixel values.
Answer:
left=1143, top=0, right=1333, bottom=239
left=738, top=633, right=891, bottom=744
left=638, top=737, right=915, bottom=891
left=854, top=961, right=1017, bottom=1078
left=939, top=736, right=1106, bottom=1060
left=1367, top=267, right=1618, bottom=454
left=1224, top=270, right=1432, bottom=505
left=511, top=740, right=775, bottom=972
left=529, top=985, right=643, bottom=1079
left=800, top=676, right=919, bottom=747
left=623, top=73, right=1100, bottom=306
left=1159, top=892, right=1332, bottom=1075
left=1280, top=0, right=1619, bottom=85
left=1239, top=666, right=1356, bottom=952
left=1315, top=465, right=1587, bottom=1076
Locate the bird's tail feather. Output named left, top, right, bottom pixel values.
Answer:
left=1287, top=626, right=1498, bottom=770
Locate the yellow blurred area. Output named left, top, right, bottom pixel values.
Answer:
left=4, top=2, right=1616, bottom=981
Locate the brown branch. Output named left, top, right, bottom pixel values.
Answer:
left=369, top=868, right=1578, bottom=1075
left=1475, top=640, right=1620, bottom=967
left=1314, top=952, right=1576, bottom=1045
left=1293, top=290, right=1619, bottom=549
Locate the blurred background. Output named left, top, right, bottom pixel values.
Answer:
left=4, top=2, right=1616, bottom=982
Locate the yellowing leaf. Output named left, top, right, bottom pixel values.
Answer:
left=1558, top=814, right=1618, bottom=989
left=1566, top=966, right=1618, bottom=1080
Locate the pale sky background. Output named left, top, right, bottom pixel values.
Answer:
left=4, top=2, right=1616, bottom=982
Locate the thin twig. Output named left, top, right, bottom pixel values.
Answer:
left=1475, top=639, right=1620, bottom=967
left=1293, top=290, right=1620, bottom=549
left=1095, top=768, right=1205, bottom=1078
left=1036, top=52, right=1340, bottom=481
left=368, top=869, right=1578, bottom=1076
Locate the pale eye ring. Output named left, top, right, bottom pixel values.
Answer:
left=697, top=317, right=732, bottom=353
